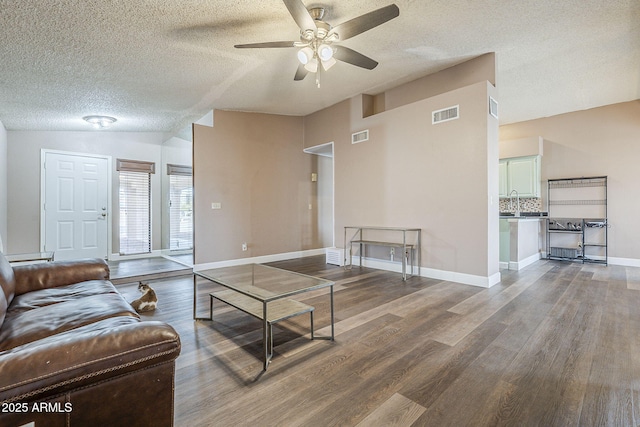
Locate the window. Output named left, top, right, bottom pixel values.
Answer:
left=167, top=164, right=193, bottom=250
left=117, top=159, right=155, bottom=255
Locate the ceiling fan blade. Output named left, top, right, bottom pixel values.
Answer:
left=234, top=41, right=297, bottom=48
left=294, top=63, right=309, bottom=81
left=330, top=4, right=399, bottom=41
left=333, top=46, right=378, bottom=70
left=283, top=0, right=317, bottom=32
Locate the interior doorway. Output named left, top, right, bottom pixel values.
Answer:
left=304, top=142, right=334, bottom=248
left=41, top=150, right=111, bottom=260
left=169, top=172, right=193, bottom=250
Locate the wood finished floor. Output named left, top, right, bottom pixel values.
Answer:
left=116, top=256, right=640, bottom=426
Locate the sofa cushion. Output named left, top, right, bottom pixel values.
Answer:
left=0, top=316, right=180, bottom=404
left=0, top=253, right=16, bottom=330
left=12, top=258, right=110, bottom=296
left=7, top=280, right=118, bottom=313
left=0, top=293, right=138, bottom=352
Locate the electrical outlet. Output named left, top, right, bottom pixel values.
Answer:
left=390, top=247, right=395, bottom=261
left=211, top=202, right=221, bottom=209
left=242, top=242, right=247, bottom=251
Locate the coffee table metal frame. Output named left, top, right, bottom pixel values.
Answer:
left=193, top=263, right=334, bottom=371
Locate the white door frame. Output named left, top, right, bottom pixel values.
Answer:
left=40, top=149, right=113, bottom=257
left=303, top=141, right=335, bottom=247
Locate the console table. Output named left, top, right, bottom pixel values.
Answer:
left=344, top=226, right=421, bottom=280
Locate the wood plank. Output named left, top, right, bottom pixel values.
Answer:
left=579, top=265, right=638, bottom=426
left=625, top=266, right=640, bottom=290
left=414, top=344, right=517, bottom=425
left=355, top=393, right=425, bottom=427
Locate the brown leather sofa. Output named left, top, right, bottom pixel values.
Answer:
left=0, top=252, right=181, bottom=426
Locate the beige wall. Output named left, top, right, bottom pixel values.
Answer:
left=6, top=130, right=164, bottom=254
left=0, top=120, right=7, bottom=249
left=499, top=136, right=544, bottom=159
left=304, top=81, right=500, bottom=282
left=500, top=100, right=640, bottom=263
left=193, top=110, right=318, bottom=265
left=383, top=53, right=496, bottom=113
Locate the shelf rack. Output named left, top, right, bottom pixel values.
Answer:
left=546, top=176, right=607, bottom=265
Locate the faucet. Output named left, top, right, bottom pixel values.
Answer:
left=509, top=189, right=520, bottom=216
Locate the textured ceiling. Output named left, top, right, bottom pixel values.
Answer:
left=0, top=0, right=638, bottom=134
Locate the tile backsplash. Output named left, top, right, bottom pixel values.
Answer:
left=499, top=197, right=543, bottom=212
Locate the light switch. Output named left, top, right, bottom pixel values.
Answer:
left=211, top=202, right=221, bottom=209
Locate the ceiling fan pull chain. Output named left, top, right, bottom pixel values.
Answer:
left=316, top=67, right=321, bottom=88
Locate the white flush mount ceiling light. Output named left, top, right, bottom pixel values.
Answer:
left=83, top=115, right=117, bottom=129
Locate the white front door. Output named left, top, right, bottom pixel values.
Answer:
left=43, top=152, right=110, bottom=260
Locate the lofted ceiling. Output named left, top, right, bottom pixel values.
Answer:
left=0, top=0, right=638, bottom=135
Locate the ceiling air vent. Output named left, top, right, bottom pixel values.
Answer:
left=351, top=129, right=369, bottom=144
left=432, top=105, right=459, bottom=124
left=489, top=97, right=498, bottom=118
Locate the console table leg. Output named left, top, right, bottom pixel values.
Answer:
left=263, top=302, right=270, bottom=370
left=330, top=285, right=335, bottom=340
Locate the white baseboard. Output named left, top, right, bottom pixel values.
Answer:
left=508, top=253, right=541, bottom=271
left=608, top=257, right=640, bottom=267
left=350, top=256, right=501, bottom=288
left=109, top=250, right=163, bottom=261
left=499, top=261, right=510, bottom=270
left=193, top=248, right=327, bottom=271
left=421, top=266, right=501, bottom=288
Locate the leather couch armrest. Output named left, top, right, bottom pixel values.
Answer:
left=12, top=258, right=110, bottom=296
left=0, top=318, right=181, bottom=404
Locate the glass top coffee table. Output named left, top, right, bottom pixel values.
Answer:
left=194, top=263, right=334, bottom=371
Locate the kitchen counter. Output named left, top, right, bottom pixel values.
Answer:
left=500, top=216, right=543, bottom=270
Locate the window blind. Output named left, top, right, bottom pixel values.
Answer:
left=118, top=165, right=152, bottom=255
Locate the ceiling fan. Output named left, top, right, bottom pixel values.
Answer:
left=234, top=0, right=399, bottom=86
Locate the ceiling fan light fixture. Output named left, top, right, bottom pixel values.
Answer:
left=321, top=57, right=336, bottom=71
left=304, top=58, right=318, bottom=72
left=297, top=47, right=313, bottom=65
left=83, top=115, right=117, bottom=129
left=318, top=44, right=334, bottom=61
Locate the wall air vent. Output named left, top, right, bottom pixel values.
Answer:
left=351, top=129, right=369, bottom=144
left=489, top=97, right=498, bottom=118
left=432, top=105, right=459, bottom=124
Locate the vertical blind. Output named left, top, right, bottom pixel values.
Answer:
left=168, top=164, right=193, bottom=251
left=118, top=159, right=154, bottom=255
